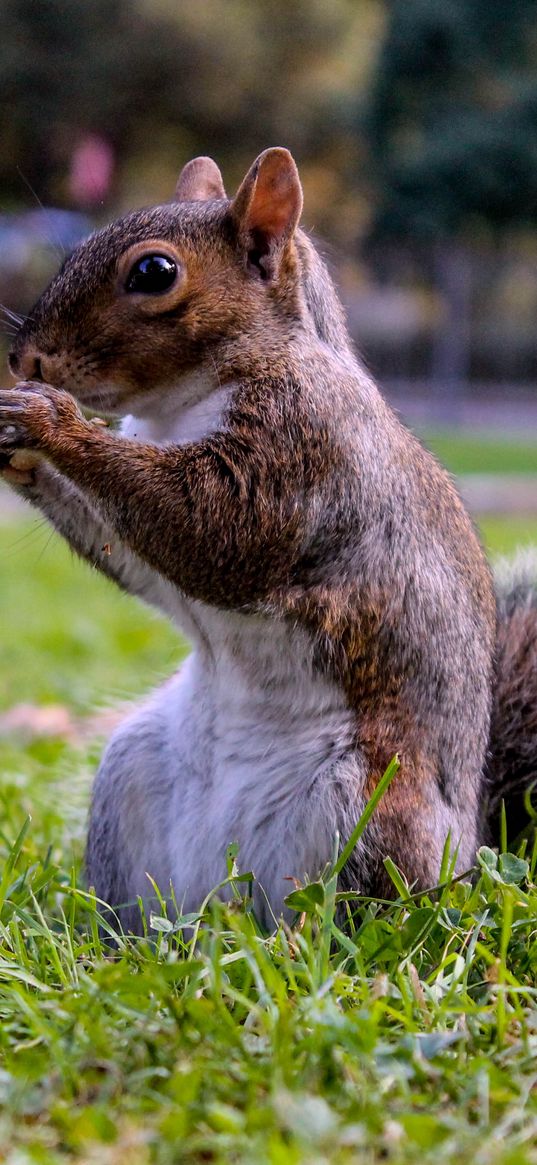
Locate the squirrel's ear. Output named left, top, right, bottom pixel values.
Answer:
left=174, top=157, right=226, bottom=202
left=229, top=148, right=303, bottom=280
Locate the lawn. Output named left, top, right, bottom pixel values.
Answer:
left=0, top=508, right=536, bottom=1164
left=419, top=430, right=537, bottom=475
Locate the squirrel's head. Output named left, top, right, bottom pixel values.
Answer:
left=9, top=148, right=312, bottom=414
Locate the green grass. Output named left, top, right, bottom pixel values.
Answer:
left=0, top=514, right=187, bottom=712
left=419, top=431, right=537, bottom=476
left=480, top=516, right=537, bottom=557
left=0, top=513, right=536, bottom=1163
left=0, top=808, right=535, bottom=1164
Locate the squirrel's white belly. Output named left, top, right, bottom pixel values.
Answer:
left=119, top=609, right=357, bottom=923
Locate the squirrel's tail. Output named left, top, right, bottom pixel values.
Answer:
left=484, top=548, right=537, bottom=842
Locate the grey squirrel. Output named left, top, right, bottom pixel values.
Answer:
left=0, top=149, right=534, bottom=932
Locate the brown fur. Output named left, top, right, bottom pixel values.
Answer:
left=486, top=569, right=537, bottom=839
left=0, top=149, right=500, bottom=899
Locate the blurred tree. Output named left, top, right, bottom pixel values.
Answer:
left=0, top=0, right=380, bottom=240
left=366, top=0, right=537, bottom=400
left=367, top=0, right=537, bottom=241
left=0, top=0, right=191, bottom=205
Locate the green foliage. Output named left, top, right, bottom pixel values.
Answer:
left=368, top=0, right=537, bottom=240
left=0, top=0, right=365, bottom=213
left=3, top=0, right=537, bottom=301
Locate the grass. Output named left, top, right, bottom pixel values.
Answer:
left=0, top=808, right=535, bottom=1164
left=0, top=506, right=536, bottom=1163
left=0, top=513, right=186, bottom=713
left=480, top=516, right=537, bottom=558
left=419, top=431, right=537, bottom=475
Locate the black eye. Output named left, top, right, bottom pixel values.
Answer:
left=125, top=254, right=178, bottom=294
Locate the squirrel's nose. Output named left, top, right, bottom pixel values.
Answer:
left=8, top=350, right=43, bottom=381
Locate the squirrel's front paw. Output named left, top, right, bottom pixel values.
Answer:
left=0, top=381, right=82, bottom=454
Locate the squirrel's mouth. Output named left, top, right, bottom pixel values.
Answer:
left=7, top=339, right=129, bottom=416
left=71, top=382, right=127, bottom=417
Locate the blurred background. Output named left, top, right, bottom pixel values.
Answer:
left=2, top=0, right=537, bottom=441
left=0, top=0, right=535, bottom=724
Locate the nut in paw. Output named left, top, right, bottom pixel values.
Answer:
left=1, top=448, right=43, bottom=486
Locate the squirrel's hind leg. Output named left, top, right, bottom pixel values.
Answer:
left=85, top=689, right=177, bottom=935
left=337, top=759, right=480, bottom=902
left=85, top=652, right=215, bottom=936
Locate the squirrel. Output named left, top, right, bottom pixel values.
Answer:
left=0, top=148, right=534, bottom=932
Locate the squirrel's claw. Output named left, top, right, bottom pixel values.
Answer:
left=0, top=383, right=82, bottom=452
left=0, top=392, right=36, bottom=449
left=0, top=422, right=28, bottom=449
left=0, top=391, right=40, bottom=450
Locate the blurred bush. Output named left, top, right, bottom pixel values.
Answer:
left=0, top=0, right=536, bottom=399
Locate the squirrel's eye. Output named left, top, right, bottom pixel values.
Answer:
left=125, top=254, right=178, bottom=295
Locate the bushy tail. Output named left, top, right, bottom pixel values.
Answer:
left=485, top=549, right=537, bottom=843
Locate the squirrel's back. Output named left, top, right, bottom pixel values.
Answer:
left=297, top=215, right=536, bottom=848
